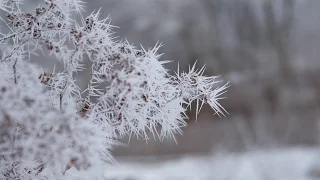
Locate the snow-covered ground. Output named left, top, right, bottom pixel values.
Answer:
left=102, top=147, right=320, bottom=180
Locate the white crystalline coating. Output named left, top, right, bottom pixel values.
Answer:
left=0, top=62, right=110, bottom=179
left=0, top=0, right=228, bottom=179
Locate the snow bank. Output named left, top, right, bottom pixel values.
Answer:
left=104, top=148, right=320, bottom=180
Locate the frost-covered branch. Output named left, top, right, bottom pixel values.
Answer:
left=0, top=0, right=229, bottom=179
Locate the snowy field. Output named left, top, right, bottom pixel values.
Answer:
left=100, top=148, right=320, bottom=180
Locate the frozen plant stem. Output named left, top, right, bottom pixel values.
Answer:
left=13, top=58, right=17, bottom=84
left=0, top=0, right=229, bottom=179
